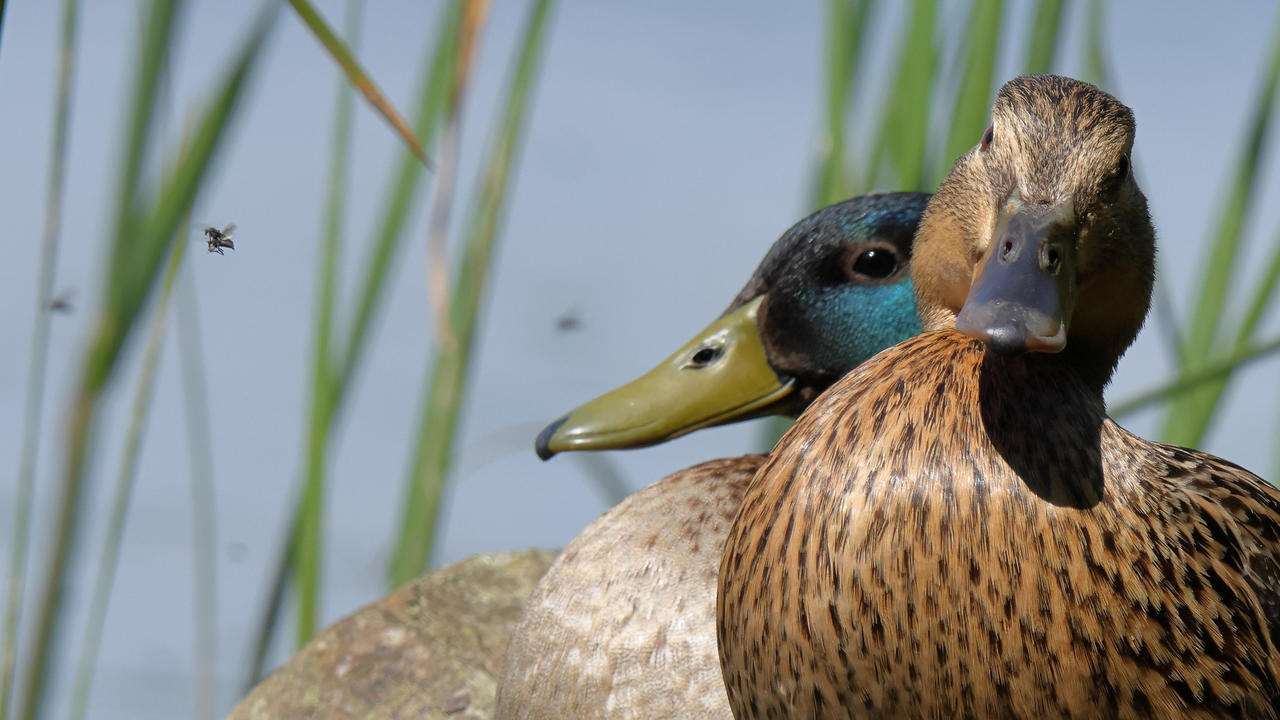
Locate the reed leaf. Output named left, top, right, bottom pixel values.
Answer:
left=1081, top=0, right=1111, bottom=89
left=1110, top=334, right=1280, bottom=419
left=816, top=0, right=874, bottom=206
left=0, top=0, right=81, bottom=716
left=943, top=0, right=1003, bottom=166
left=175, top=260, right=218, bottom=720
left=332, top=4, right=460, bottom=392
left=17, top=6, right=277, bottom=717
left=287, top=0, right=430, bottom=166
left=288, top=0, right=459, bottom=649
left=425, top=0, right=494, bottom=352
left=1236, top=223, right=1280, bottom=351
left=1160, top=13, right=1280, bottom=447
left=389, top=0, right=557, bottom=587
left=18, top=0, right=185, bottom=712
left=870, top=0, right=937, bottom=191
left=66, top=214, right=189, bottom=720
left=294, top=0, right=362, bottom=650
left=1022, top=0, right=1064, bottom=74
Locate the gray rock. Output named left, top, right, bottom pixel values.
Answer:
left=228, top=549, right=557, bottom=720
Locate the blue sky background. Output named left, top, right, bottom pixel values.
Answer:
left=1, top=2, right=1279, bottom=717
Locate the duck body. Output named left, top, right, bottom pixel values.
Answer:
left=498, top=456, right=759, bottom=720
left=718, top=75, right=1280, bottom=720
left=719, top=330, right=1280, bottom=719
left=498, top=193, right=932, bottom=719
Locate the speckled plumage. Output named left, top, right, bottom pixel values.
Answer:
left=717, top=75, right=1280, bottom=720
left=497, top=457, right=758, bottom=720
left=719, top=332, right=1280, bottom=719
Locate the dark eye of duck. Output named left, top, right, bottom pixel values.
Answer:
left=850, top=247, right=899, bottom=280
left=688, top=345, right=723, bottom=368
left=980, top=126, right=994, bottom=151
left=1101, top=153, right=1131, bottom=195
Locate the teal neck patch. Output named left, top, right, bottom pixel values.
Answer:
left=803, top=278, right=921, bottom=373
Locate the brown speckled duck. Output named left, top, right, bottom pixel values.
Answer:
left=717, top=75, right=1280, bottom=720
left=496, top=193, right=931, bottom=719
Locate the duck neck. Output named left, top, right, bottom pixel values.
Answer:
left=890, top=330, right=1109, bottom=509
left=973, top=335, right=1108, bottom=508
left=1055, top=340, right=1119, bottom=396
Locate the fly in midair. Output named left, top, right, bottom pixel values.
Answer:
left=204, top=224, right=236, bottom=255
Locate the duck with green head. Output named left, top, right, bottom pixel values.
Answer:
left=496, top=192, right=930, bottom=720
left=717, top=75, right=1280, bottom=720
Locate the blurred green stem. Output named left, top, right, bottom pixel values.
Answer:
left=332, top=4, right=460, bottom=395
left=1110, top=334, right=1280, bottom=420
left=287, top=0, right=429, bottom=165
left=19, top=2, right=183, bottom=715
left=0, top=0, right=81, bottom=717
left=943, top=0, right=1003, bottom=165
left=389, top=0, right=557, bottom=587
left=1161, top=13, right=1280, bottom=447
left=1081, top=0, right=1111, bottom=89
left=17, top=4, right=277, bottom=716
left=1022, top=0, right=1064, bottom=74
left=870, top=0, right=936, bottom=191
left=246, top=0, right=458, bottom=672
left=815, top=0, right=873, bottom=206
left=66, top=223, right=187, bottom=720
left=176, top=260, right=218, bottom=720
left=425, top=0, right=494, bottom=352
left=295, top=0, right=361, bottom=649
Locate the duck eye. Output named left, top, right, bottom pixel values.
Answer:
left=980, top=126, right=994, bottom=151
left=851, top=247, right=899, bottom=280
left=689, top=345, right=723, bottom=368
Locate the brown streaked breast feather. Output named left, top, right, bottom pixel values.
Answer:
left=718, top=330, right=1280, bottom=720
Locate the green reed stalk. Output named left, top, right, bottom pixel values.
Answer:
left=0, top=1, right=81, bottom=717
left=816, top=0, right=874, bottom=205
left=1161, top=14, right=1280, bottom=448
left=294, top=0, right=362, bottom=650
left=17, top=5, right=277, bottom=716
left=66, top=218, right=189, bottom=720
left=943, top=0, right=1003, bottom=167
left=287, top=0, right=430, bottom=166
left=870, top=0, right=937, bottom=191
left=1022, top=0, right=1064, bottom=74
left=389, top=0, right=557, bottom=587
left=175, top=260, right=218, bottom=720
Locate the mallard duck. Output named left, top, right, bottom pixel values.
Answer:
left=717, top=74, right=1280, bottom=720
left=496, top=192, right=931, bottom=719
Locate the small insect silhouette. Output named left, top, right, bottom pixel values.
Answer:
left=554, top=307, right=583, bottom=332
left=49, top=288, right=75, bottom=314
left=203, top=224, right=236, bottom=255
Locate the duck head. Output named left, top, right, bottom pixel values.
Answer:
left=536, top=192, right=930, bottom=459
left=912, top=74, right=1155, bottom=389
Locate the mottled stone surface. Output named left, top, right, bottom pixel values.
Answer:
left=228, top=549, right=557, bottom=720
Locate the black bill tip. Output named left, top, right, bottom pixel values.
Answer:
left=534, top=415, right=569, bottom=461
